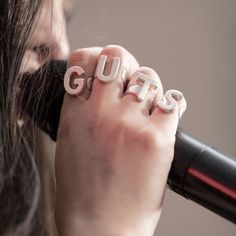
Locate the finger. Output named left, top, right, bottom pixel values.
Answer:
left=89, top=45, right=139, bottom=104
left=64, top=47, right=102, bottom=103
left=150, top=90, right=187, bottom=137
left=121, top=66, right=163, bottom=116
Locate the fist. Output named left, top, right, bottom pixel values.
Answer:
left=55, top=45, right=186, bottom=236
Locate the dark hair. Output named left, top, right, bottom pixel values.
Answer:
left=0, top=1, right=44, bottom=235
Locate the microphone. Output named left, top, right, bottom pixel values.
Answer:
left=22, top=60, right=236, bottom=224
left=169, top=129, right=236, bottom=223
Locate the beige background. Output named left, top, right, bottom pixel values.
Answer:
left=67, top=0, right=236, bottom=235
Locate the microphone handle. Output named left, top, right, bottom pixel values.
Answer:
left=169, top=129, right=236, bottom=223
left=23, top=60, right=236, bottom=224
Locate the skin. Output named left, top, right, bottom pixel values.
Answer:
left=21, top=0, right=70, bottom=73
left=22, top=0, right=187, bottom=235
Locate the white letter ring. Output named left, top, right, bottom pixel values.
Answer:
left=95, top=55, right=121, bottom=83
left=64, top=66, right=86, bottom=96
left=125, top=72, right=159, bottom=102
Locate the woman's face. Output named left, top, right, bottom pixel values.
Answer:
left=21, top=0, right=73, bottom=73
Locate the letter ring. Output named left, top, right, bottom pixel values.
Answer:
left=64, top=66, right=94, bottom=99
left=124, top=71, right=160, bottom=102
left=95, top=55, right=127, bottom=86
left=155, top=89, right=186, bottom=119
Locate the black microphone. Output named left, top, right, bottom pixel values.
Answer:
left=169, top=129, right=236, bottom=223
left=22, top=60, right=236, bottom=224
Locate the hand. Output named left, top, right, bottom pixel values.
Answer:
left=55, top=45, right=187, bottom=236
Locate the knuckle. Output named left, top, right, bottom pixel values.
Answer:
left=68, top=48, right=90, bottom=66
left=138, top=66, right=157, bottom=77
left=134, top=128, right=176, bottom=152
left=105, top=115, right=128, bottom=134
left=114, top=117, right=129, bottom=131
left=154, top=130, right=176, bottom=148
left=103, top=115, right=132, bottom=141
left=137, top=66, right=161, bottom=85
left=101, top=44, right=127, bottom=58
left=138, top=130, right=159, bottom=149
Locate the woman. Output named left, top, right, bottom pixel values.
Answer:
left=0, top=0, right=186, bottom=235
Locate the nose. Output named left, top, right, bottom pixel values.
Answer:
left=50, top=4, right=70, bottom=61
left=51, top=31, right=70, bottom=60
